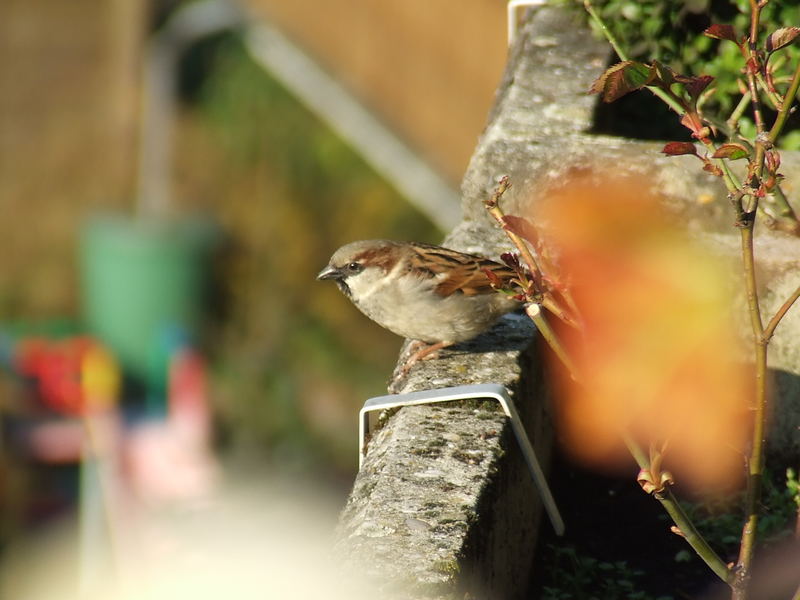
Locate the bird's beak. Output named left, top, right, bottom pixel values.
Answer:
left=317, top=265, right=342, bottom=281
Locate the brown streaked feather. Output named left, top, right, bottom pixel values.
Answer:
left=352, top=245, right=398, bottom=271
left=405, top=244, right=517, bottom=297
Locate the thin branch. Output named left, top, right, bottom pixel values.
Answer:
left=741, top=226, right=765, bottom=338
left=732, top=9, right=770, bottom=593
left=732, top=337, right=768, bottom=599
left=767, top=186, right=800, bottom=227
left=763, top=283, right=800, bottom=343
left=621, top=433, right=650, bottom=468
left=485, top=177, right=543, bottom=283
left=526, top=303, right=581, bottom=381
left=727, top=91, right=753, bottom=132
left=768, top=59, right=800, bottom=143
left=622, top=435, right=733, bottom=584
left=755, top=70, right=783, bottom=110
left=760, top=46, right=800, bottom=228
left=659, top=489, right=734, bottom=584
left=484, top=177, right=582, bottom=329
left=583, top=0, right=628, bottom=62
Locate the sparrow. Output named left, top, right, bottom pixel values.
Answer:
left=317, top=240, right=523, bottom=368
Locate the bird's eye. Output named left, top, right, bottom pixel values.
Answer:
left=346, top=261, right=363, bottom=273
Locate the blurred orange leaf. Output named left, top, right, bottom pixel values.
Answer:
left=534, top=171, right=752, bottom=493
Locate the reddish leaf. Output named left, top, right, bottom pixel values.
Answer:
left=746, top=55, right=760, bottom=75
left=711, top=143, right=749, bottom=160
left=502, top=215, right=540, bottom=246
left=704, top=24, right=738, bottom=42
left=766, top=27, right=800, bottom=53
left=500, top=252, right=521, bottom=269
left=765, top=150, right=781, bottom=171
left=685, top=75, right=714, bottom=101
left=661, top=142, right=698, bottom=156
left=680, top=112, right=706, bottom=138
left=590, top=61, right=654, bottom=103
left=702, top=161, right=723, bottom=177
left=482, top=268, right=502, bottom=288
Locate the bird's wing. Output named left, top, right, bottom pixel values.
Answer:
left=407, top=244, right=518, bottom=297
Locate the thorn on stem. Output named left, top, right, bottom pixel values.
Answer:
left=670, top=525, right=686, bottom=538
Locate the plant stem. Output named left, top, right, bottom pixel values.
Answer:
left=542, top=297, right=581, bottom=330
left=768, top=59, right=800, bottom=143
left=526, top=303, right=580, bottom=382
left=484, top=178, right=582, bottom=329
left=731, top=220, right=768, bottom=600
left=622, top=435, right=733, bottom=584
left=766, top=186, right=800, bottom=229
left=727, top=91, right=753, bottom=132
left=484, top=179, right=544, bottom=284
left=762, top=61, right=800, bottom=228
left=743, top=1, right=767, bottom=214
left=658, top=490, right=734, bottom=584
left=583, top=0, right=627, bottom=62
left=741, top=225, right=765, bottom=338
left=755, top=70, right=783, bottom=110
left=732, top=342, right=767, bottom=600
left=621, top=433, right=649, bottom=468
left=763, top=283, right=800, bottom=343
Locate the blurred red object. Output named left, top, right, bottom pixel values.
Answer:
left=124, top=347, right=216, bottom=504
left=13, top=336, right=119, bottom=416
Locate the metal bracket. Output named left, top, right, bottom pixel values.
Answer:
left=359, top=383, right=564, bottom=535
left=507, top=0, right=548, bottom=45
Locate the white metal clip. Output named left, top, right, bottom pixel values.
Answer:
left=507, top=0, right=548, bottom=45
left=359, top=383, right=564, bottom=535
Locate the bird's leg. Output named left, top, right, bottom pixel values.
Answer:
left=395, top=340, right=453, bottom=378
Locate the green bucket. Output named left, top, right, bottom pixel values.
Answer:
left=79, top=216, right=215, bottom=395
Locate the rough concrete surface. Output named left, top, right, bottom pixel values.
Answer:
left=336, top=316, right=552, bottom=599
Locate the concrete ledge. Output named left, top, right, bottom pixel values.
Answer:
left=336, top=316, right=552, bottom=598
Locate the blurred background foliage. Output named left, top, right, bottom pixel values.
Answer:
left=0, top=2, right=448, bottom=507
left=5, top=0, right=798, bottom=512
left=173, top=33, right=441, bottom=477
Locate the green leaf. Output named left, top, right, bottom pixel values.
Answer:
left=590, top=61, right=654, bottom=102
left=711, top=143, right=750, bottom=160
left=766, top=27, right=800, bottom=53
left=651, top=60, right=676, bottom=87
